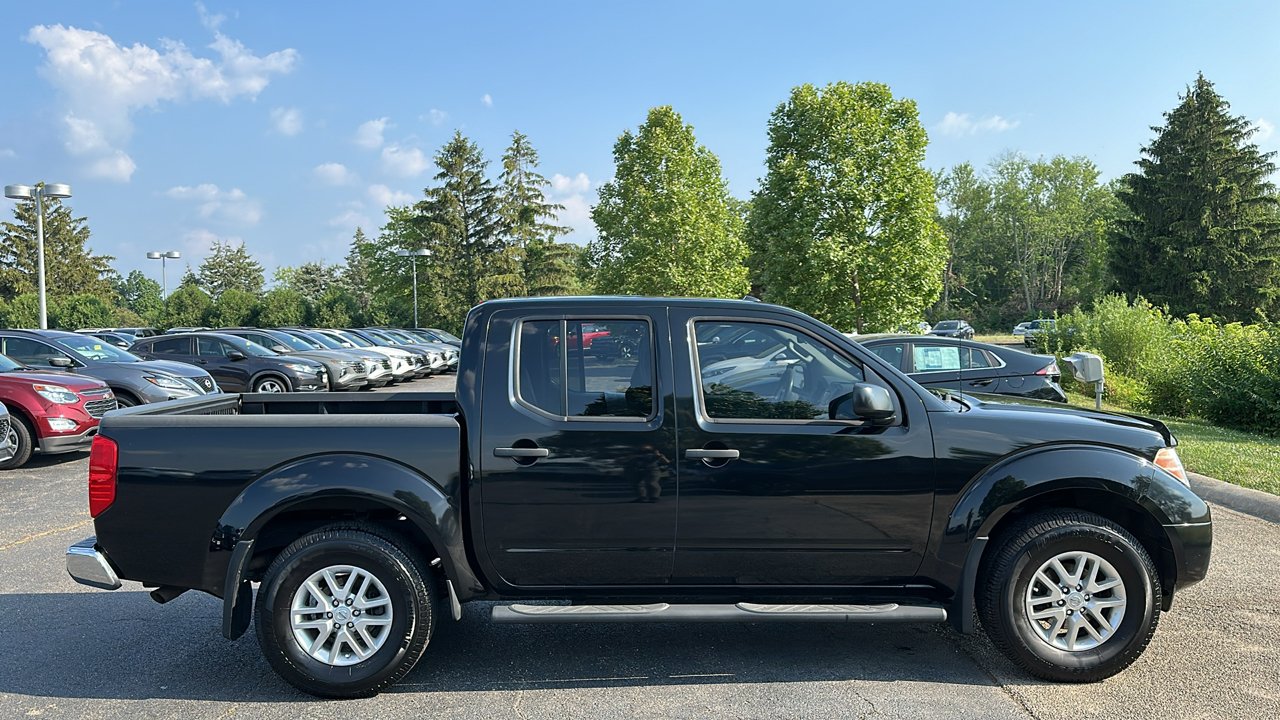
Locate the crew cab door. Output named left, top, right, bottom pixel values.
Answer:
left=669, top=310, right=935, bottom=586
left=477, top=308, right=677, bottom=587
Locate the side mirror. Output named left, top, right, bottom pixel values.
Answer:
left=829, top=383, right=896, bottom=425
left=49, top=357, right=73, bottom=368
left=273, top=345, right=290, bottom=353
left=227, top=350, right=247, bottom=361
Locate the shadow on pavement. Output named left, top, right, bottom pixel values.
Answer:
left=1, top=590, right=1004, bottom=702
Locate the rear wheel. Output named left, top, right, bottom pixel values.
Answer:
left=255, top=525, right=435, bottom=698
left=977, top=510, right=1160, bottom=682
left=0, top=415, right=33, bottom=470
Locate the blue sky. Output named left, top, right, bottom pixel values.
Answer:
left=2, top=1, right=1278, bottom=283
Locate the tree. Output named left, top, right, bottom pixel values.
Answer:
left=339, top=228, right=376, bottom=314
left=313, top=287, right=361, bottom=327
left=115, top=270, right=164, bottom=320
left=3, top=294, right=41, bottom=328
left=748, top=82, right=945, bottom=333
left=198, top=241, right=265, bottom=298
left=54, top=294, right=115, bottom=330
left=274, top=261, right=341, bottom=303
left=257, top=288, right=309, bottom=327
left=179, top=265, right=200, bottom=289
left=207, top=288, right=259, bottom=327
left=1112, top=73, right=1280, bottom=320
left=0, top=191, right=115, bottom=303
left=499, top=131, right=578, bottom=296
left=590, top=106, right=749, bottom=298
left=162, top=285, right=212, bottom=328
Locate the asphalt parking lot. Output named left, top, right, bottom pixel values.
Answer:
left=2, top=375, right=1277, bottom=718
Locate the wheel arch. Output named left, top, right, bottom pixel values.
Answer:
left=250, top=371, right=292, bottom=391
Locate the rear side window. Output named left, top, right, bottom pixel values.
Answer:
left=962, top=348, right=994, bottom=369
left=148, top=337, right=191, bottom=355
left=515, top=319, right=655, bottom=420
left=2, top=338, right=65, bottom=365
left=913, top=345, right=961, bottom=372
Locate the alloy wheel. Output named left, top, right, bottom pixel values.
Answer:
left=289, top=564, right=394, bottom=666
left=1024, top=550, right=1127, bottom=651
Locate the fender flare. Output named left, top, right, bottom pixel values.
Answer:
left=212, top=452, right=481, bottom=639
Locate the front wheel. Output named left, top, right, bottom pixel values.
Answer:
left=255, top=525, right=436, bottom=698
left=0, top=415, right=34, bottom=470
left=977, top=510, right=1161, bottom=682
left=253, top=376, right=290, bottom=393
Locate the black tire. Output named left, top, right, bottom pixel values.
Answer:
left=255, top=524, right=436, bottom=698
left=252, top=375, right=291, bottom=393
left=0, top=414, right=34, bottom=470
left=115, top=392, right=139, bottom=408
left=977, top=510, right=1160, bottom=682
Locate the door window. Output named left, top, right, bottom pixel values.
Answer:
left=197, top=337, right=229, bottom=357
left=962, top=347, right=994, bottom=369
left=912, top=345, right=962, bottom=372
left=515, top=319, right=655, bottom=420
left=3, top=338, right=69, bottom=366
left=148, top=337, right=191, bottom=355
left=694, top=321, right=864, bottom=421
left=868, top=343, right=905, bottom=370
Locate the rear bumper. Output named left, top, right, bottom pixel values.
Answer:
left=66, top=536, right=121, bottom=590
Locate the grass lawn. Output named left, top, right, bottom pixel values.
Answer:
left=974, top=334, right=1020, bottom=345
left=1065, top=392, right=1280, bottom=496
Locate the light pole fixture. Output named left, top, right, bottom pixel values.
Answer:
left=4, top=182, right=72, bottom=329
left=396, top=248, right=430, bottom=328
left=146, top=250, right=182, bottom=299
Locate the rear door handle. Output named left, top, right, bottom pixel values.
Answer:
left=494, top=447, right=550, bottom=458
left=969, top=379, right=994, bottom=387
left=685, top=449, right=739, bottom=460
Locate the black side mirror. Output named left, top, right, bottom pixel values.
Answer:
left=227, top=350, right=247, bottom=361
left=49, top=357, right=73, bottom=368
left=829, top=383, right=896, bottom=425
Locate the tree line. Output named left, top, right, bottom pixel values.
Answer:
left=1, top=74, right=1275, bottom=334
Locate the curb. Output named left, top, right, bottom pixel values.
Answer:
left=1189, top=472, right=1280, bottom=524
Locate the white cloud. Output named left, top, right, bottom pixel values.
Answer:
left=195, top=2, right=225, bottom=31
left=87, top=151, right=138, bottom=182
left=312, top=162, right=355, bottom=185
left=25, top=19, right=297, bottom=181
left=355, top=117, right=391, bottom=149
left=165, top=183, right=262, bottom=225
left=546, top=172, right=596, bottom=243
left=1253, top=118, right=1274, bottom=142
left=381, top=144, right=431, bottom=177
left=424, top=108, right=447, bottom=125
left=935, top=112, right=1020, bottom=137
left=181, top=228, right=240, bottom=258
left=270, top=106, right=303, bottom=135
left=0, top=149, right=15, bottom=158
left=368, top=184, right=415, bottom=208
left=551, top=172, right=591, bottom=195
left=481, top=93, right=493, bottom=108
left=329, top=208, right=371, bottom=229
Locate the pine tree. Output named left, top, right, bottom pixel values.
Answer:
left=339, top=227, right=376, bottom=313
left=1112, top=73, right=1280, bottom=320
left=198, top=241, right=266, bottom=299
left=499, top=131, right=578, bottom=296
left=0, top=191, right=115, bottom=303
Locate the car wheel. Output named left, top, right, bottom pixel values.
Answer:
left=253, top=376, right=290, bottom=393
left=255, top=525, right=436, bottom=698
left=115, top=392, right=139, bottom=408
left=977, top=510, right=1160, bottom=682
left=0, top=415, right=34, bottom=470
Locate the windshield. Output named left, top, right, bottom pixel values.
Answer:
left=263, top=330, right=318, bottom=352
left=53, top=335, right=143, bottom=362
left=0, top=353, right=23, bottom=371
left=429, top=328, right=461, bottom=342
left=301, top=330, right=344, bottom=350
left=383, top=329, right=419, bottom=344
left=221, top=334, right=278, bottom=357
left=934, top=321, right=960, bottom=330
left=336, top=331, right=375, bottom=348
left=364, top=329, right=399, bottom=345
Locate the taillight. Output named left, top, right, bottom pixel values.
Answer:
left=1154, top=447, right=1188, bottom=486
left=1035, top=363, right=1060, bottom=376
left=88, top=435, right=118, bottom=517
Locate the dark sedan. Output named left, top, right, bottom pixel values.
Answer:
left=928, top=320, right=974, bottom=339
left=859, top=335, right=1067, bottom=402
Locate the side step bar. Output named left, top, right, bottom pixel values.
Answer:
left=491, top=602, right=946, bottom=624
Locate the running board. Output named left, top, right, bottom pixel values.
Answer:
left=491, top=602, right=946, bottom=624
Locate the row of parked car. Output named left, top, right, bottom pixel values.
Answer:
left=0, top=325, right=459, bottom=469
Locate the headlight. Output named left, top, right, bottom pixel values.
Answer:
left=1154, top=447, right=1189, bottom=486
left=47, top=417, right=79, bottom=431
left=33, top=384, right=79, bottom=404
left=283, top=363, right=319, bottom=374
left=145, top=375, right=188, bottom=390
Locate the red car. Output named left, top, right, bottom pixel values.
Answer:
left=0, top=352, right=116, bottom=469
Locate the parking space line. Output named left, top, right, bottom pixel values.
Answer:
left=0, top=517, right=92, bottom=552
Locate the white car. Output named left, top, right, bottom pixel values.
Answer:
left=1013, top=322, right=1031, bottom=337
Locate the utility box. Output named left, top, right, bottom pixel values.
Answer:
left=1064, top=352, right=1104, bottom=383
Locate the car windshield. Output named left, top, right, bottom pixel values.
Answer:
left=265, top=331, right=317, bottom=352
left=365, top=329, right=399, bottom=345
left=335, top=331, right=375, bottom=348
left=383, top=330, right=418, bottom=344
left=53, top=335, right=143, bottom=362
left=0, top=353, right=24, bottom=371
left=302, top=331, right=344, bottom=350
left=222, top=335, right=277, bottom=357
left=429, top=328, right=461, bottom=342
left=934, top=321, right=960, bottom=330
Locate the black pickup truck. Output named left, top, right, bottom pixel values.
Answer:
left=67, top=297, right=1211, bottom=698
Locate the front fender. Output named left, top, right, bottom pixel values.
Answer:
left=211, top=452, right=482, bottom=598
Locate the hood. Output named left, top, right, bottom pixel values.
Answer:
left=963, top=392, right=1174, bottom=450
left=128, top=359, right=212, bottom=379
left=288, top=349, right=359, bottom=363
left=0, top=369, right=109, bottom=391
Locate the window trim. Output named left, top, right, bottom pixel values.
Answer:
left=509, top=315, right=658, bottom=424
left=688, top=315, right=898, bottom=427
left=905, top=342, right=1007, bottom=375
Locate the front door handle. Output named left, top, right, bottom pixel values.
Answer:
left=685, top=448, right=739, bottom=460
left=494, top=447, right=550, bottom=458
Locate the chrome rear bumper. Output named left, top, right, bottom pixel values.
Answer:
left=66, top=536, right=121, bottom=590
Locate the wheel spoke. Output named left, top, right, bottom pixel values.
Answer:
left=1024, top=549, right=1128, bottom=653
left=291, top=563, right=395, bottom=667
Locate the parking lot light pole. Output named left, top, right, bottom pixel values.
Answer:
left=146, top=250, right=182, bottom=299
left=396, top=249, right=430, bottom=328
left=5, top=182, right=72, bottom=329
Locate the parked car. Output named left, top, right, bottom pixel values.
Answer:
left=858, top=335, right=1067, bottom=402
left=0, top=330, right=217, bottom=406
left=352, top=328, right=441, bottom=375
left=0, top=403, right=16, bottom=466
left=894, top=321, right=932, bottom=334
left=164, top=326, right=210, bottom=334
left=130, top=332, right=327, bottom=393
left=1012, top=322, right=1031, bottom=337
left=83, top=331, right=136, bottom=349
left=412, top=327, right=462, bottom=348
left=70, top=296, right=1210, bottom=697
left=116, top=327, right=160, bottom=338
left=399, top=329, right=460, bottom=371
left=1023, top=319, right=1059, bottom=348
left=297, top=328, right=418, bottom=382
left=0, top=352, right=115, bottom=469
left=217, top=328, right=371, bottom=392
left=366, top=328, right=453, bottom=373
left=263, top=329, right=394, bottom=388
left=928, top=320, right=974, bottom=339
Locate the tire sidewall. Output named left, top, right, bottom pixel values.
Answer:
left=260, top=537, right=421, bottom=693
left=0, top=415, right=33, bottom=470
left=1001, top=527, right=1156, bottom=673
